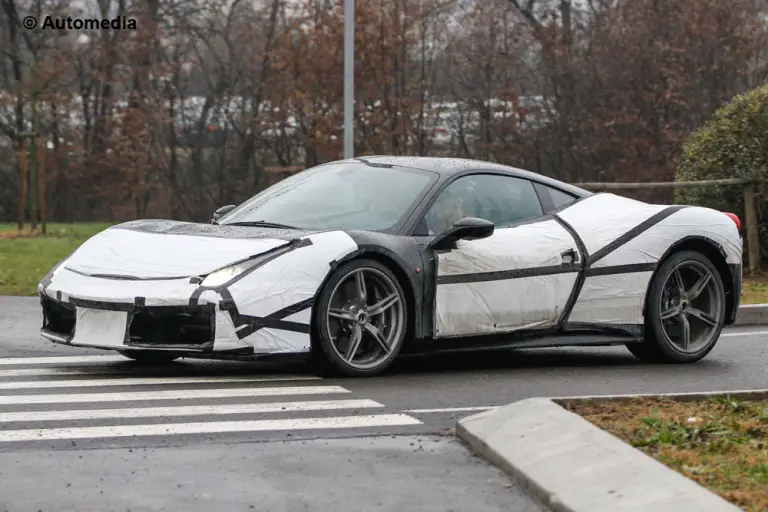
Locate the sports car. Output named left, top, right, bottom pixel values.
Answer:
left=38, top=156, right=743, bottom=377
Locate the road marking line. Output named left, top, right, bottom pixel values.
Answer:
left=0, top=414, right=423, bottom=442
left=721, top=330, right=768, bottom=337
left=0, top=399, right=385, bottom=422
left=403, top=406, right=498, bottom=414
left=0, top=368, right=315, bottom=379
left=0, top=368, right=137, bottom=378
left=0, top=355, right=128, bottom=365
left=0, top=375, right=320, bottom=389
left=0, top=385, right=350, bottom=405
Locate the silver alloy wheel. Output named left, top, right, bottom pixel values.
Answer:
left=658, top=260, right=723, bottom=353
left=324, top=267, right=405, bottom=371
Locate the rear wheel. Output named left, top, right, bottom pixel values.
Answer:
left=627, top=250, right=726, bottom=363
left=118, top=350, right=180, bottom=364
left=311, top=259, right=408, bottom=377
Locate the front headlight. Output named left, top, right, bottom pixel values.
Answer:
left=200, top=243, right=299, bottom=287
left=200, top=251, right=280, bottom=287
left=201, top=261, right=257, bottom=287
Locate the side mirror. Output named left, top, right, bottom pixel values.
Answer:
left=428, top=217, right=494, bottom=251
left=212, top=204, right=236, bottom=222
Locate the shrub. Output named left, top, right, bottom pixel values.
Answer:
left=675, top=85, right=768, bottom=266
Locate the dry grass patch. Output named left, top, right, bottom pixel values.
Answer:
left=564, top=395, right=768, bottom=512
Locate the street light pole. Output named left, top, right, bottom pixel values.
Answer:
left=343, top=0, right=354, bottom=158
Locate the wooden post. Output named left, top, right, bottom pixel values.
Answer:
left=17, top=139, right=28, bottom=231
left=744, top=182, right=760, bottom=273
left=37, top=136, right=47, bottom=235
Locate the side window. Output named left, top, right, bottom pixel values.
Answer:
left=420, top=174, right=544, bottom=235
left=549, top=187, right=577, bottom=209
left=534, top=182, right=577, bottom=212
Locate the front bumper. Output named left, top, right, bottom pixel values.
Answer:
left=39, top=268, right=242, bottom=352
left=41, top=294, right=219, bottom=351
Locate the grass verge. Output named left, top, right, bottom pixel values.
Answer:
left=565, top=395, right=768, bottom=512
left=743, top=271, right=768, bottom=304
left=0, top=223, right=111, bottom=295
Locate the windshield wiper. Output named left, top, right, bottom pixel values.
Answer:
left=224, top=220, right=299, bottom=229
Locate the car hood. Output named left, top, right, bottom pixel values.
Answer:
left=63, top=220, right=320, bottom=279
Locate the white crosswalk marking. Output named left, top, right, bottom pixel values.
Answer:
left=0, top=368, right=139, bottom=378
left=0, top=374, right=321, bottom=390
left=0, top=367, right=320, bottom=379
left=0, top=385, right=349, bottom=405
left=0, top=355, right=422, bottom=443
left=0, top=415, right=422, bottom=442
left=0, top=399, right=385, bottom=422
left=0, top=355, right=127, bottom=365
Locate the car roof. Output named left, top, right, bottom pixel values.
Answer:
left=335, top=155, right=593, bottom=198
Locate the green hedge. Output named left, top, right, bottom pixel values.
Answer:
left=675, top=85, right=768, bottom=265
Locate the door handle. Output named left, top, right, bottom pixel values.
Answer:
left=561, top=249, right=578, bottom=265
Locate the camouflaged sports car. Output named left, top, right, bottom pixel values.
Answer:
left=38, top=156, right=743, bottom=376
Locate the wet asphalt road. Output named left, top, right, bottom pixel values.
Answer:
left=2, top=297, right=766, bottom=434
left=0, top=296, right=766, bottom=511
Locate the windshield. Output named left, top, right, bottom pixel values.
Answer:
left=219, top=162, right=439, bottom=232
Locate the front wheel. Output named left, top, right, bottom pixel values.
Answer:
left=627, top=250, right=726, bottom=363
left=311, top=258, right=408, bottom=377
left=118, top=350, right=181, bottom=364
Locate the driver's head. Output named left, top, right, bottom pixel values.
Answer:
left=432, top=187, right=467, bottom=231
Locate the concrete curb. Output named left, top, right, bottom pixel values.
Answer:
left=734, top=303, right=768, bottom=325
left=551, top=388, right=768, bottom=404
left=456, top=396, right=743, bottom=512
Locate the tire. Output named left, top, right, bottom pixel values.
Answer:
left=310, top=258, right=409, bottom=377
left=627, top=250, right=726, bottom=363
left=118, top=350, right=181, bottom=364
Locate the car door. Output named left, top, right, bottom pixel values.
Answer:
left=419, top=172, right=583, bottom=338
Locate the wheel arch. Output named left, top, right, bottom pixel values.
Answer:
left=309, top=245, right=421, bottom=347
left=644, top=235, right=736, bottom=324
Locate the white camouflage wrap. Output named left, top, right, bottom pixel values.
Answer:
left=434, top=193, right=742, bottom=337
left=40, top=192, right=743, bottom=353
left=435, top=219, right=579, bottom=337
left=39, top=224, right=359, bottom=354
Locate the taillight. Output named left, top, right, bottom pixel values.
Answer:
left=724, top=212, right=741, bottom=231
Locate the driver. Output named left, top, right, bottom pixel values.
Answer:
left=427, top=186, right=468, bottom=234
